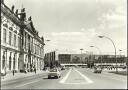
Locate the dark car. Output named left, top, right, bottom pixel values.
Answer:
left=93, top=67, right=102, bottom=73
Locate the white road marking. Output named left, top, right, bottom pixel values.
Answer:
left=59, top=69, right=72, bottom=83
left=74, top=68, right=93, bottom=84
left=62, top=82, right=90, bottom=84
left=15, top=79, right=41, bottom=88
left=59, top=68, right=93, bottom=84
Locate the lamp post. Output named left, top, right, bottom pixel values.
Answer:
left=80, top=49, right=84, bottom=65
left=119, top=49, right=122, bottom=57
left=45, top=39, right=51, bottom=52
left=45, top=39, right=51, bottom=68
left=90, top=46, right=102, bottom=67
left=98, top=35, right=118, bottom=72
left=119, top=49, right=123, bottom=65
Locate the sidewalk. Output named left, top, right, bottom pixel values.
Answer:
left=103, top=68, right=127, bottom=76
left=1, top=70, right=47, bottom=82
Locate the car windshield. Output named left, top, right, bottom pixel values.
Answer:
left=50, top=69, right=57, bottom=72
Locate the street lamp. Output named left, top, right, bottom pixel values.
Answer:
left=46, top=40, right=51, bottom=42
left=80, top=49, right=84, bottom=64
left=119, top=49, right=123, bottom=65
left=45, top=39, right=51, bottom=68
left=90, top=46, right=102, bottom=67
left=98, top=35, right=118, bottom=72
left=119, top=49, right=122, bottom=57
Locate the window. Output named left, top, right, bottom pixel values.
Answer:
left=13, top=54, right=16, bottom=69
left=2, top=51, right=6, bottom=69
left=3, top=28, right=6, bottom=43
left=9, top=32, right=12, bottom=45
left=18, top=37, right=20, bottom=49
left=14, top=34, right=16, bottom=47
left=24, top=32, right=26, bottom=49
left=9, top=56, right=11, bottom=70
left=9, top=52, right=12, bottom=70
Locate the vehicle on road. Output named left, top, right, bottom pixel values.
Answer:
left=61, top=67, right=65, bottom=70
left=93, top=67, right=102, bottom=73
left=48, top=68, right=61, bottom=79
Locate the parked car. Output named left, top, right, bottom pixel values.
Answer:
left=48, top=68, right=61, bottom=79
left=93, top=67, right=102, bottom=73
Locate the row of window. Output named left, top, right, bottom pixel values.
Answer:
left=2, top=51, right=17, bottom=70
left=24, top=31, right=43, bottom=56
left=3, top=27, right=20, bottom=49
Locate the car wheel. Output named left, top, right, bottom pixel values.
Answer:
left=56, top=76, right=58, bottom=79
left=48, top=75, right=50, bottom=79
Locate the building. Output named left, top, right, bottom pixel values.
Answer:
left=93, top=55, right=127, bottom=65
left=1, top=1, right=22, bottom=73
left=18, top=9, right=45, bottom=72
left=44, top=51, right=58, bottom=68
left=59, top=54, right=71, bottom=64
left=1, top=1, right=45, bottom=73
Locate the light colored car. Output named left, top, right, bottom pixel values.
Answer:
left=48, top=68, right=61, bottom=79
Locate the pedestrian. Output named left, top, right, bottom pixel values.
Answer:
left=1, top=69, right=6, bottom=79
left=34, top=67, right=36, bottom=74
left=13, top=69, right=15, bottom=76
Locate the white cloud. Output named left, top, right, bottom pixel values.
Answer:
left=43, top=28, right=102, bottom=53
left=51, top=32, right=83, bottom=36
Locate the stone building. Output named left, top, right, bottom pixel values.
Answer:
left=1, top=1, right=45, bottom=73
left=1, top=2, right=21, bottom=73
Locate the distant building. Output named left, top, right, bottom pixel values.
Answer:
left=44, top=50, right=127, bottom=67
left=44, top=51, right=56, bottom=68
left=59, top=54, right=71, bottom=64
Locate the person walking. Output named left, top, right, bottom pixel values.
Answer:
left=1, top=68, right=6, bottom=79
left=34, top=66, right=36, bottom=74
left=13, top=69, right=15, bottom=76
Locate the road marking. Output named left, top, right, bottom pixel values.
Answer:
left=59, top=68, right=93, bottom=84
left=15, top=79, right=41, bottom=88
left=62, top=82, right=91, bottom=84
left=59, top=69, right=72, bottom=83
left=74, top=68, right=93, bottom=84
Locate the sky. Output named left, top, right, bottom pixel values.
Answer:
left=5, top=0, right=127, bottom=56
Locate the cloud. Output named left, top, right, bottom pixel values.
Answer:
left=43, top=28, right=102, bottom=53
left=51, top=32, right=83, bottom=36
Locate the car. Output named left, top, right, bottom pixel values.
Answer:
left=61, top=67, right=65, bottom=70
left=93, top=67, right=102, bottom=73
left=48, top=68, right=61, bottom=79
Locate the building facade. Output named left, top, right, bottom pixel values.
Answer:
left=1, top=1, right=45, bottom=73
left=44, top=51, right=56, bottom=68
left=58, top=53, right=127, bottom=65
left=1, top=2, right=21, bottom=73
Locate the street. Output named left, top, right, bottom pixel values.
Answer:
left=1, top=68, right=127, bottom=89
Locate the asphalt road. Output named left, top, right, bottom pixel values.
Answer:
left=1, top=68, right=127, bottom=89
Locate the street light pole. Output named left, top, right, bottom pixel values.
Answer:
left=98, top=36, right=118, bottom=72
left=119, top=49, right=122, bottom=57
left=45, top=39, right=51, bottom=68
left=80, top=49, right=84, bottom=65
left=90, top=46, right=102, bottom=67
left=119, top=49, right=123, bottom=65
